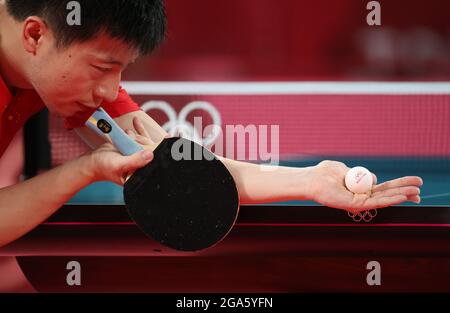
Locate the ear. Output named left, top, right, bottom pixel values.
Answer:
left=22, top=16, right=50, bottom=55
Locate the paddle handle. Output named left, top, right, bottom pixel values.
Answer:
left=85, top=108, right=144, bottom=156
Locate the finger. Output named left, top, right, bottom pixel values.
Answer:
left=133, top=117, right=151, bottom=139
left=125, top=129, right=137, bottom=139
left=372, top=173, right=377, bottom=185
left=120, top=171, right=132, bottom=185
left=120, top=150, right=153, bottom=173
left=372, top=176, right=423, bottom=193
left=407, top=195, right=421, bottom=204
left=361, top=194, right=408, bottom=211
left=127, top=128, right=154, bottom=147
left=136, top=134, right=154, bottom=146
left=371, top=186, right=420, bottom=198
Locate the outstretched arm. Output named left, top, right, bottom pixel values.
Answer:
left=75, top=110, right=423, bottom=212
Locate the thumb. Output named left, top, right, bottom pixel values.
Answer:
left=120, top=149, right=153, bottom=173
left=372, top=173, right=378, bottom=185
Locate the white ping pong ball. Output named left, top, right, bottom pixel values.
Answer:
left=345, top=166, right=374, bottom=194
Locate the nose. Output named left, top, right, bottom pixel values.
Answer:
left=93, top=73, right=121, bottom=104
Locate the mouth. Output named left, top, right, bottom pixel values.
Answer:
left=77, top=101, right=102, bottom=110
left=75, top=102, right=93, bottom=111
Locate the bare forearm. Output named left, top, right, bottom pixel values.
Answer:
left=220, top=158, right=314, bottom=204
left=0, top=155, right=93, bottom=247
left=104, top=111, right=315, bottom=204
left=79, top=110, right=314, bottom=204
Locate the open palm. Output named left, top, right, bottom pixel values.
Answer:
left=309, top=161, right=423, bottom=213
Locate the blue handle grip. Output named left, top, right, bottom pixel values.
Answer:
left=85, top=108, right=144, bottom=156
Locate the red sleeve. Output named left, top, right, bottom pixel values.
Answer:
left=64, top=86, right=141, bottom=129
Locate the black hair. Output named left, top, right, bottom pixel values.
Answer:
left=5, top=0, right=166, bottom=55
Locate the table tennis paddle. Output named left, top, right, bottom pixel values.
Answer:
left=85, top=108, right=240, bottom=251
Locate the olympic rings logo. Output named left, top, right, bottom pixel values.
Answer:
left=140, top=100, right=222, bottom=148
left=347, top=209, right=378, bottom=222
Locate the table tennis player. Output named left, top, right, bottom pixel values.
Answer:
left=0, top=0, right=422, bottom=247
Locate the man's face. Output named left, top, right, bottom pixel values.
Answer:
left=28, top=32, right=138, bottom=118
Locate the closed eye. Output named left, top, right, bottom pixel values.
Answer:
left=91, top=65, right=112, bottom=73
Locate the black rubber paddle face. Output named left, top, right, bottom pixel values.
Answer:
left=124, top=137, right=239, bottom=251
